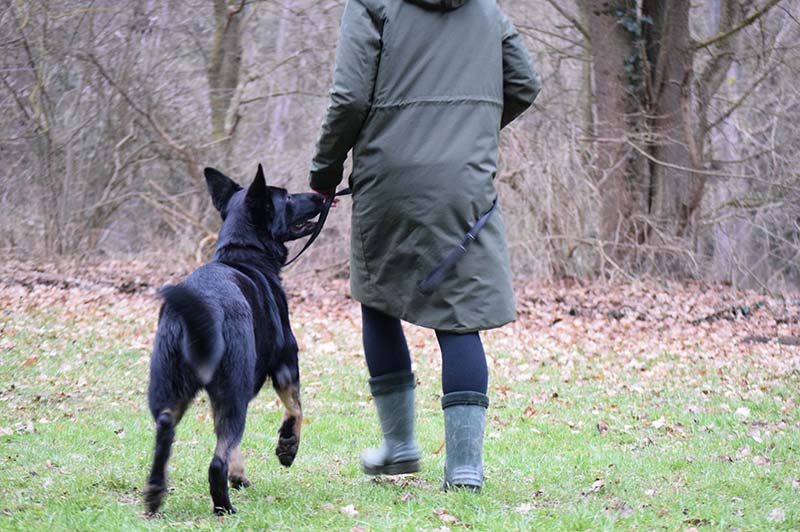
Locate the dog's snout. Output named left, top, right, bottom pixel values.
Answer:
left=300, top=192, right=325, bottom=214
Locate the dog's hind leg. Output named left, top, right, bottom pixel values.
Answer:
left=208, top=399, right=247, bottom=515
left=228, top=444, right=250, bottom=489
left=144, top=409, right=174, bottom=515
left=273, top=365, right=302, bottom=467
left=143, top=401, right=190, bottom=515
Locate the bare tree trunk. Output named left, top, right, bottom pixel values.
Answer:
left=267, top=0, right=294, bottom=152
left=584, top=0, right=648, bottom=265
left=208, top=0, right=245, bottom=141
left=701, top=0, right=788, bottom=288
left=584, top=0, right=762, bottom=275
left=642, top=0, right=700, bottom=242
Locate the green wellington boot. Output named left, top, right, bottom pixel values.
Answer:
left=442, top=391, right=489, bottom=492
left=361, top=370, right=421, bottom=475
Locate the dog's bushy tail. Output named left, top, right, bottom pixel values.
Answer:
left=160, top=284, right=223, bottom=385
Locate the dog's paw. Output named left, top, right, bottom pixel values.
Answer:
left=276, top=417, right=300, bottom=467
left=230, top=475, right=251, bottom=490
left=214, top=504, right=237, bottom=516
left=143, top=482, right=167, bottom=515
left=276, top=434, right=298, bottom=467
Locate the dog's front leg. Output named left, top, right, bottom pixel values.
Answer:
left=273, top=365, right=302, bottom=467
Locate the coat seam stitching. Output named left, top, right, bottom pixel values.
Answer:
left=372, top=97, right=502, bottom=110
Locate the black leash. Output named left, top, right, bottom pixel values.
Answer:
left=418, top=198, right=497, bottom=295
left=286, top=187, right=498, bottom=296
left=284, top=187, right=352, bottom=267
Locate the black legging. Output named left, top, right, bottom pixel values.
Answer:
left=361, top=304, right=488, bottom=395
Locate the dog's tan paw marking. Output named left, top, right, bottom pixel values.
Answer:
left=230, top=475, right=251, bottom=490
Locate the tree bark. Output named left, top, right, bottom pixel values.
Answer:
left=642, top=0, right=699, bottom=239
left=208, top=0, right=244, bottom=141
left=584, top=0, right=648, bottom=261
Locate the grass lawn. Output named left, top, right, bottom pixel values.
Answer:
left=0, top=267, right=798, bottom=531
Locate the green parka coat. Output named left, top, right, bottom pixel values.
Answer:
left=310, top=0, right=541, bottom=332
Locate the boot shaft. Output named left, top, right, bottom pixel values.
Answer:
left=442, top=391, right=489, bottom=491
left=369, top=370, right=417, bottom=444
left=361, top=370, right=421, bottom=474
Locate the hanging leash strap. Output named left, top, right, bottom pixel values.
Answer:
left=418, top=198, right=498, bottom=295
left=284, top=187, right=351, bottom=267
left=286, top=187, right=498, bottom=296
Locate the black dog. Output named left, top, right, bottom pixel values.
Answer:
left=143, top=165, right=323, bottom=515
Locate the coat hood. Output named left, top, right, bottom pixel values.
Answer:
left=404, top=0, right=468, bottom=11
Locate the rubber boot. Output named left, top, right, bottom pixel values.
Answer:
left=361, top=370, right=421, bottom=475
left=442, top=391, right=489, bottom=492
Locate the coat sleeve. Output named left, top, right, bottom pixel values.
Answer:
left=309, top=0, right=382, bottom=191
left=499, top=12, right=541, bottom=130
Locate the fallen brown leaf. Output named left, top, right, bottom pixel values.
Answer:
left=20, top=356, right=38, bottom=368
left=432, top=439, right=445, bottom=456
left=434, top=508, right=458, bottom=525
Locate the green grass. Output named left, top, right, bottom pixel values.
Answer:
left=0, top=289, right=798, bottom=531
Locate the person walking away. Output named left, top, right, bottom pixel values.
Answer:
left=309, top=0, right=541, bottom=492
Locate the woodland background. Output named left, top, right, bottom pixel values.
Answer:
left=1, top=0, right=799, bottom=293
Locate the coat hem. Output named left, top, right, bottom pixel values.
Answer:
left=351, top=286, right=516, bottom=334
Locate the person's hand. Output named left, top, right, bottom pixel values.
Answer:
left=311, top=186, right=336, bottom=198
left=311, top=187, right=339, bottom=207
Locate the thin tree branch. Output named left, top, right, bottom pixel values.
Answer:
left=694, top=0, right=782, bottom=50
left=707, top=68, right=771, bottom=131
left=80, top=53, right=202, bottom=184
left=518, top=24, right=588, bottom=51
left=543, top=0, right=589, bottom=41
left=224, top=0, right=247, bottom=32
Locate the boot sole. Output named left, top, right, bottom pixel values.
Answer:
left=362, top=459, right=420, bottom=476
left=443, top=481, right=482, bottom=493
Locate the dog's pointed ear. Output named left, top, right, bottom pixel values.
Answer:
left=204, top=167, right=241, bottom=213
left=246, top=164, right=268, bottom=204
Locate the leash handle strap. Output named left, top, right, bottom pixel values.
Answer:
left=418, top=198, right=498, bottom=295
left=284, top=187, right=351, bottom=267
